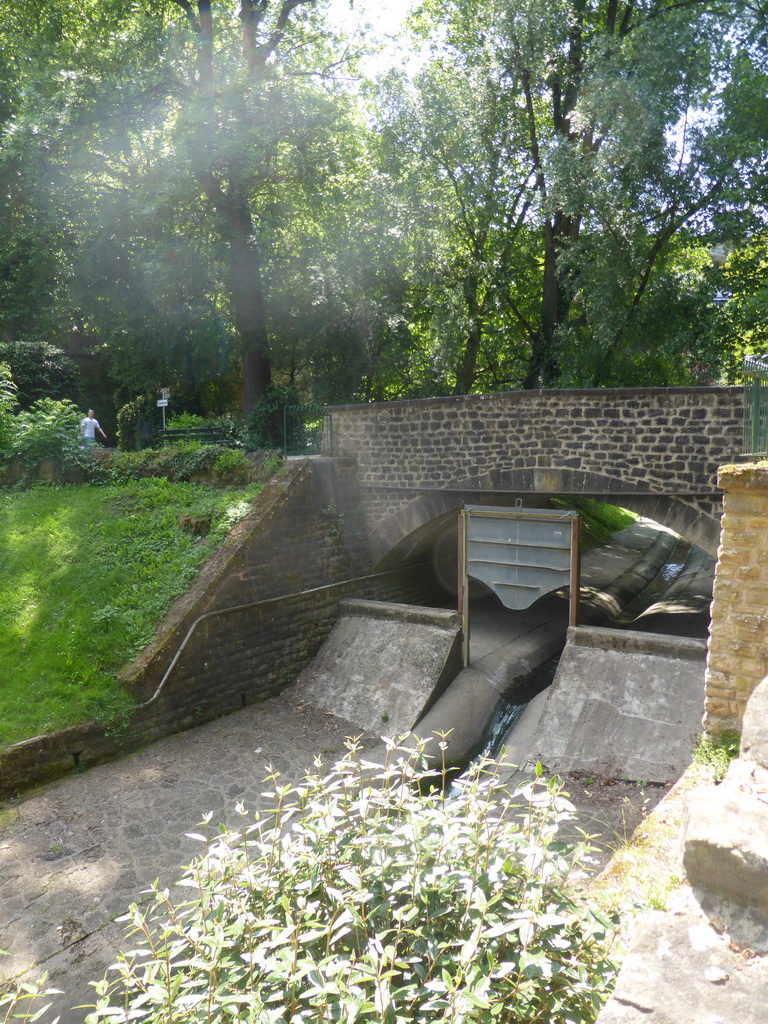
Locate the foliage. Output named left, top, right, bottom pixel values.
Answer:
left=693, top=731, right=741, bottom=783
left=0, top=479, right=263, bottom=747
left=116, top=395, right=158, bottom=451
left=11, top=397, right=82, bottom=471
left=553, top=499, right=637, bottom=551
left=247, top=381, right=305, bottom=450
left=166, top=412, right=209, bottom=430
left=0, top=0, right=767, bottom=404
left=97, top=443, right=253, bottom=485
left=0, top=340, right=81, bottom=409
left=0, top=973, right=62, bottom=1024
left=85, top=747, right=619, bottom=1024
left=721, top=233, right=768, bottom=371
left=376, top=0, right=767, bottom=391
left=0, top=362, right=18, bottom=457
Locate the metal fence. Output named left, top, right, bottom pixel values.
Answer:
left=282, top=405, right=326, bottom=457
left=743, top=355, right=768, bottom=456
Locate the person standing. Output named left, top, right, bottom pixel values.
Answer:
left=80, top=409, right=107, bottom=447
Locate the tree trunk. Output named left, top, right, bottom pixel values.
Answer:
left=228, top=217, right=272, bottom=418
left=539, top=222, right=561, bottom=386
left=454, top=274, right=482, bottom=395
left=524, top=218, right=569, bottom=388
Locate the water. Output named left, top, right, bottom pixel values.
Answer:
left=483, top=656, right=559, bottom=759
left=606, top=539, right=691, bottom=629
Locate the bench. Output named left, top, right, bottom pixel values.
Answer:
left=157, top=426, right=227, bottom=446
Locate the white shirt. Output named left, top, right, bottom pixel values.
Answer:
left=81, top=416, right=100, bottom=440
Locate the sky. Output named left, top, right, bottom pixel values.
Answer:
left=326, top=0, right=418, bottom=75
left=327, top=0, right=414, bottom=34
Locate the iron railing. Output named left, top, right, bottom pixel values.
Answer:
left=743, top=354, right=768, bottom=456
left=282, top=404, right=326, bottom=456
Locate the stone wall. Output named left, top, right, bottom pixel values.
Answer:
left=704, top=463, right=768, bottom=735
left=326, top=387, right=744, bottom=558
left=123, top=457, right=372, bottom=699
left=597, top=677, right=768, bottom=1023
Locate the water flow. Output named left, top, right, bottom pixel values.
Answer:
left=606, top=539, right=690, bottom=629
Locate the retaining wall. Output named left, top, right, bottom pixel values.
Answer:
left=0, top=459, right=445, bottom=798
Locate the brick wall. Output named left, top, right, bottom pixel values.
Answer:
left=326, top=387, right=744, bottom=557
left=704, top=463, right=768, bottom=735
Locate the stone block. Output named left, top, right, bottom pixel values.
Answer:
left=736, top=565, right=764, bottom=580
left=729, top=491, right=768, bottom=516
left=704, top=697, right=735, bottom=719
left=596, top=895, right=768, bottom=1024
left=683, top=782, right=768, bottom=912
left=741, top=676, right=768, bottom=767
left=703, top=710, right=740, bottom=735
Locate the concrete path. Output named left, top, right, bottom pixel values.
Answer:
left=0, top=700, right=387, bottom=1023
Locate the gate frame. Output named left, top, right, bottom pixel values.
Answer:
left=458, top=505, right=581, bottom=667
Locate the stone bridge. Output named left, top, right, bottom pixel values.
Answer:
left=325, top=387, right=745, bottom=561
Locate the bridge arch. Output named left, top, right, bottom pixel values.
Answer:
left=370, top=464, right=724, bottom=568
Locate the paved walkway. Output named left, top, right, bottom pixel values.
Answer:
left=0, top=699, right=387, bottom=1022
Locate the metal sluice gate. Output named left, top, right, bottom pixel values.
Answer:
left=458, top=503, right=581, bottom=667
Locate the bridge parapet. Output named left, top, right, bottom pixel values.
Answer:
left=325, top=387, right=744, bottom=559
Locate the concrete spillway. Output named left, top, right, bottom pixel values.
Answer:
left=291, top=599, right=462, bottom=739
left=292, top=517, right=704, bottom=774
left=506, top=626, right=707, bottom=785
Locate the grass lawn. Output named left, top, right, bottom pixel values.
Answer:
left=0, top=479, right=262, bottom=747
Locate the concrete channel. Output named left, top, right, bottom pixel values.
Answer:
left=0, top=517, right=713, bottom=1022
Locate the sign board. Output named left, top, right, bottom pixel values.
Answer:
left=160, top=387, right=171, bottom=400
left=459, top=505, right=580, bottom=666
left=156, top=399, right=168, bottom=407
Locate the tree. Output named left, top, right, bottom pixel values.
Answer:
left=0, top=341, right=81, bottom=409
left=0, top=0, right=363, bottom=418
left=376, top=60, right=543, bottom=394
left=155, top=0, right=355, bottom=415
left=720, top=231, right=768, bottom=369
left=382, top=0, right=768, bottom=390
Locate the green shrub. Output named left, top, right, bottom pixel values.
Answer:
left=213, top=446, right=247, bottom=474
left=694, top=731, right=741, bottom=783
left=117, top=395, right=157, bottom=451
left=84, top=747, right=619, bottom=1024
left=0, top=361, right=18, bottom=458
left=247, top=381, right=303, bottom=449
left=101, top=443, right=247, bottom=484
left=166, top=412, right=209, bottom=429
left=0, top=339, right=81, bottom=409
left=12, top=397, right=82, bottom=470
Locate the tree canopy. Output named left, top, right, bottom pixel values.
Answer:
left=0, top=0, right=766, bottom=421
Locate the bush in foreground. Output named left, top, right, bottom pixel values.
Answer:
left=66, top=745, right=620, bottom=1024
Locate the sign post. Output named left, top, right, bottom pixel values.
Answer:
left=157, top=388, right=170, bottom=430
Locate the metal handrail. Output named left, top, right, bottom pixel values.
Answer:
left=135, top=560, right=441, bottom=709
